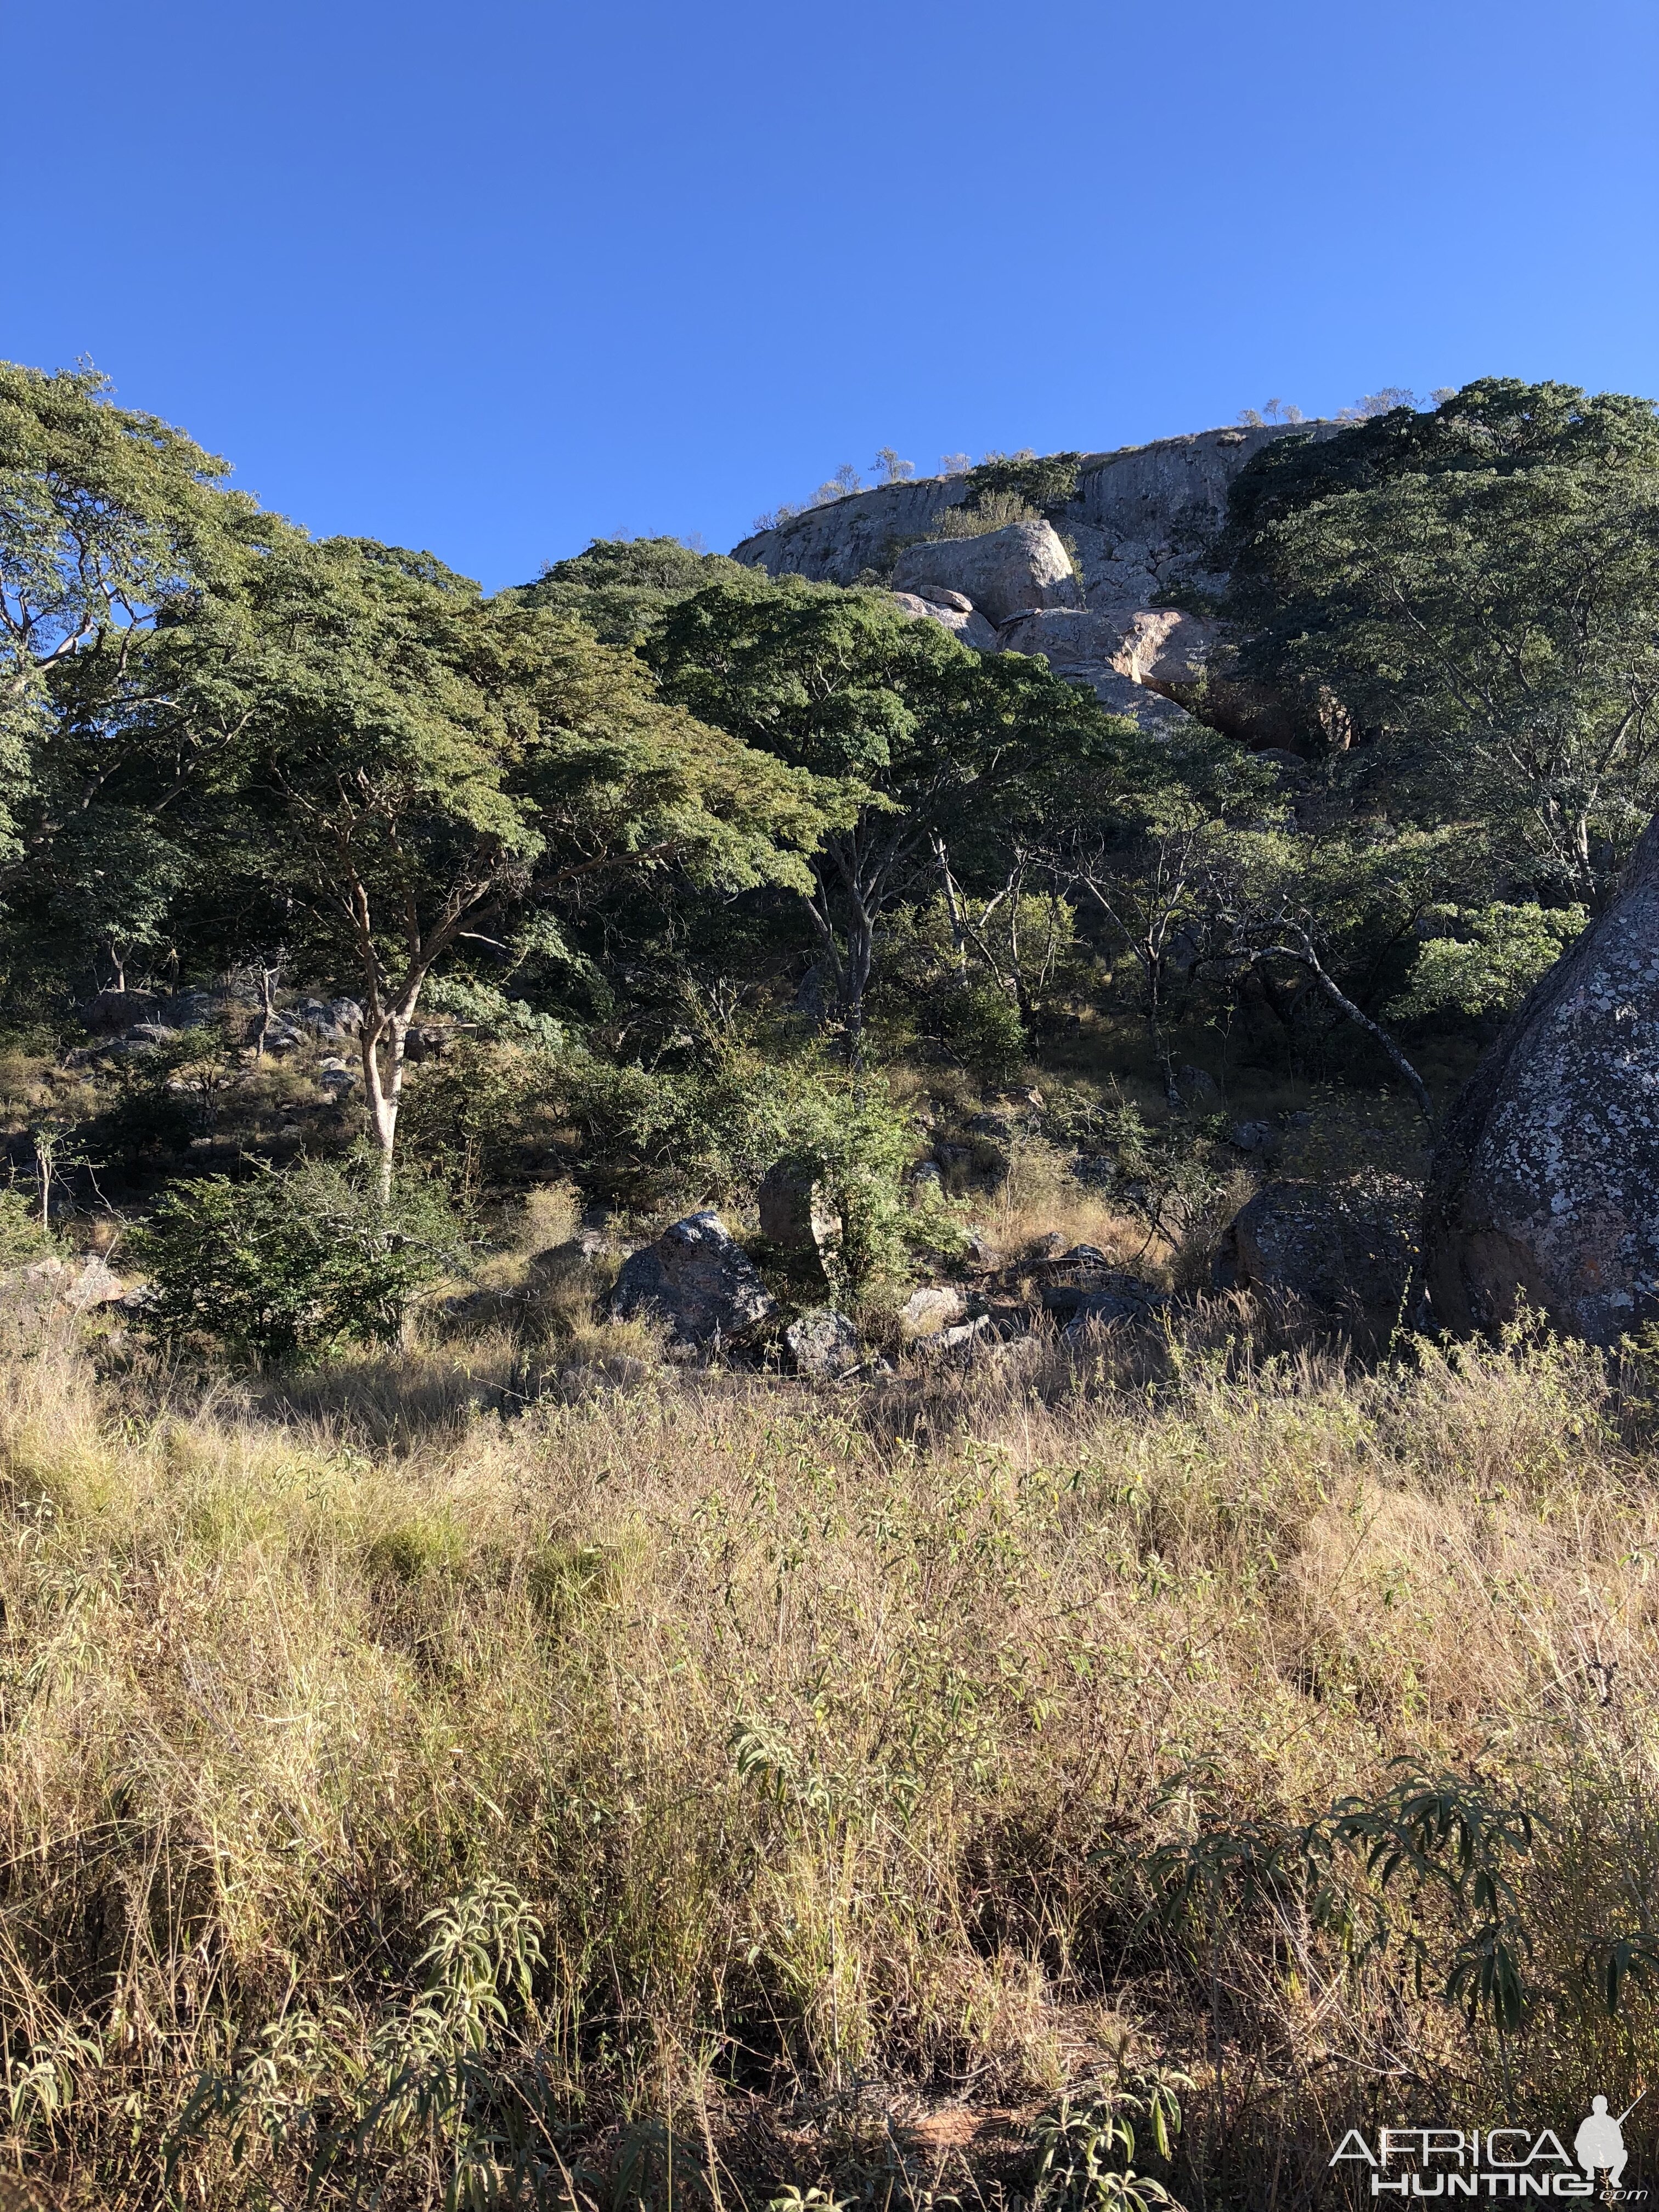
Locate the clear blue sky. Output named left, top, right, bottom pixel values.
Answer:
left=5, top=0, right=1655, bottom=590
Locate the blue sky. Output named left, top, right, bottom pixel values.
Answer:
left=5, top=0, right=1655, bottom=591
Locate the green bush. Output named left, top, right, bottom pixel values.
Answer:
left=397, top=1040, right=554, bottom=1200
left=133, top=1158, right=462, bottom=1367
left=930, top=979, right=1029, bottom=1084
left=0, top=1183, right=51, bottom=1267
left=548, top=1041, right=926, bottom=1296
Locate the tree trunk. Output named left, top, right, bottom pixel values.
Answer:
left=361, top=1011, right=411, bottom=1205
left=842, top=914, right=875, bottom=1074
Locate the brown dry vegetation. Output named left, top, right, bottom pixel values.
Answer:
left=0, top=1307, right=1656, bottom=2208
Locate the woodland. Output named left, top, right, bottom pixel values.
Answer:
left=1, top=364, right=1658, bottom=2209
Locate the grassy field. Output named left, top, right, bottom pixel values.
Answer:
left=0, top=1300, right=1655, bottom=2210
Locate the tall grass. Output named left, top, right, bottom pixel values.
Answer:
left=2, top=1315, right=1659, bottom=2205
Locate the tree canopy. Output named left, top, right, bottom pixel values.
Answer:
left=1223, top=377, right=1659, bottom=904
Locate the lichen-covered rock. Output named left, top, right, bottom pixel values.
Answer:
left=1214, top=1179, right=1415, bottom=1329
left=1422, top=825, right=1659, bottom=1342
left=783, top=1308, right=862, bottom=1377
left=890, top=521, right=1079, bottom=627
left=607, top=1211, right=777, bottom=1353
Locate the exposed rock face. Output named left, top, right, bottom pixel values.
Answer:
left=1214, top=1180, right=1415, bottom=1333
left=607, top=1211, right=778, bottom=1354
left=1423, top=821, right=1659, bottom=1344
left=740, top=476, right=978, bottom=587
left=733, top=422, right=1339, bottom=733
left=888, top=590, right=1000, bottom=652
left=890, top=521, right=1080, bottom=627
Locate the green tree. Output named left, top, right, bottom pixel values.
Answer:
left=181, top=539, right=834, bottom=1197
left=0, top=360, right=271, bottom=921
left=1224, top=377, right=1659, bottom=904
left=650, top=575, right=1130, bottom=1062
left=510, top=534, right=747, bottom=646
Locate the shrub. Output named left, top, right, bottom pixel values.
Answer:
left=0, top=1182, right=50, bottom=1266
left=546, top=1041, right=926, bottom=1295
left=397, top=1040, right=555, bottom=1200
left=931, top=978, right=1029, bottom=1084
left=133, top=1157, right=462, bottom=1365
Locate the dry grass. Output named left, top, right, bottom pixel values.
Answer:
left=1, top=1313, right=1658, bottom=2205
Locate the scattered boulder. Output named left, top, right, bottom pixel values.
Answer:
left=1214, top=1180, right=1415, bottom=1331
left=80, top=989, right=162, bottom=1034
left=914, top=584, right=974, bottom=613
left=917, top=1314, right=995, bottom=1360
left=1043, top=1269, right=1167, bottom=1328
left=890, top=521, right=1080, bottom=627
left=607, top=1211, right=778, bottom=1355
left=1228, top=1120, right=1278, bottom=1155
left=0, top=1254, right=126, bottom=1319
left=758, top=1157, right=841, bottom=1290
left=159, top=988, right=227, bottom=1029
left=900, top=1285, right=967, bottom=1339
left=530, top=1227, right=620, bottom=1274
left=295, top=997, right=364, bottom=1042
left=317, top=1056, right=358, bottom=1095
left=1422, top=816, right=1659, bottom=1343
left=401, top=1024, right=450, bottom=1064
left=784, top=1308, right=862, bottom=1378
left=1177, top=1064, right=1223, bottom=1111
left=888, top=590, right=1000, bottom=652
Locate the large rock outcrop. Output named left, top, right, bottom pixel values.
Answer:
left=889, top=520, right=1080, bottom=626
left=889, top=590, right=1000, bottom=651
left=732, top=422, right=1339, bottom=734
left=1423, top=822, right=1659, bottom=1344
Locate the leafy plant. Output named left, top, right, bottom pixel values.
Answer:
left=0, top=1180, right=52, bottom=1265
left=1032, top=2070, right=1189, bottom=2212
left=132, top=1153, right=462, bottom=1365
left=1389, top=900, right=1587, bottom=1019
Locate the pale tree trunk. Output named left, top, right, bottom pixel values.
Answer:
left=360, top=1006, right=414, bottom=1206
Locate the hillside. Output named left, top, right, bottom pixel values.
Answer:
left=2, top=365, right=1658, bottom=2206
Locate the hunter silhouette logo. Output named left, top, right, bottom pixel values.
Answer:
left=1331, top=2095, right=1648, bottom=2198
left=1577, top=2099, right=1643, bottom=2193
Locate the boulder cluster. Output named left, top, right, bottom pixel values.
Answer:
left=732, top=424, right=1336, bottom=736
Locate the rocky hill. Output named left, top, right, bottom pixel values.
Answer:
left=731, top=421, right=1336, bottom=736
